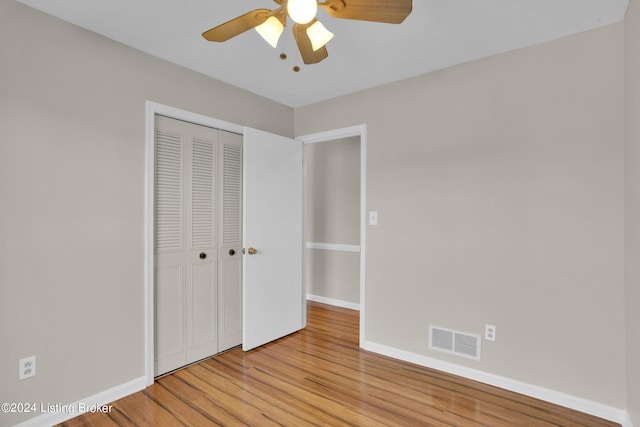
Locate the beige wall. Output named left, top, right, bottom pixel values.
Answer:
left=625, top=0, right=640, bottom=424
left=296, top=24, right=626, bottom=407
left=0, top=2, right=293, bottom=426
left=305, top=137, right=360, bottom=303
left=305, top=250, right=360, bottom=303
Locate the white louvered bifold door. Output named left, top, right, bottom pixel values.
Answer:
left=187, top=123, right=219, bottom=364
left=154, top=116, right=187, bottom=376
left=154, top=115, right=220, bottom=376
left=217, top=131, right=243, bottom=351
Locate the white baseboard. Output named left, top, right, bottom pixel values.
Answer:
left=363, top=340, right=632, bottom=427
left=624, top=412, right=635, bottom=427
left=307, top=294, right=360, bottom=311
left=15, top=376, right=146, bottom=427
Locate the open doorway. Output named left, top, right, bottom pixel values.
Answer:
left=298, top=125, right=367, bottom=347
left=304, top=136, right=361, bottom=309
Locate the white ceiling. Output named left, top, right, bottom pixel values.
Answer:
left=16, top=0, right=628, bottom=107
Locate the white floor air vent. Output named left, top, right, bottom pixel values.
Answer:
left=429, top=325, right=481, bottom=360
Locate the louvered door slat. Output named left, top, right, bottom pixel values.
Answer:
left=222, top=144, right=242, bottom=246
left=155, top=130, right=183, bottom=254
left=191, top=137, right=215, bottom=249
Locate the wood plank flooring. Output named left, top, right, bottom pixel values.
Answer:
left=59, top=302, right=619, bottom=426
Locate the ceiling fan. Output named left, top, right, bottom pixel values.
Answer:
left=202, top=0, right=412, bottom=65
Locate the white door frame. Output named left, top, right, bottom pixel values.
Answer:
left=144, top=101, right=244, bottom=386
left=297, top=125, right=367, bottom=347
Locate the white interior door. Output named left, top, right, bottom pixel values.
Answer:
left=243, top=128, right=304, bottom=351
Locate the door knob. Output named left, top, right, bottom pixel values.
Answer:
left=199, top=252, right=207, bottom=259
left=229, top=249, right=235, bottom=256
left=247, top=247, right=257, bottom=255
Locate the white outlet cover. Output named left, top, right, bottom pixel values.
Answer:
left=485, top=325, right=496, bottom=342
left=19, top=355, right=36, bottom=380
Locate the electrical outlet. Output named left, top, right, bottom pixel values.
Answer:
left=485, top=325, right=496, bottom=342
left=19, top=355, right=36, bottom=380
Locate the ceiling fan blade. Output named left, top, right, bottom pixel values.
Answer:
left=202, top=9, right=272, bottom=42
left=293, top=22, right=329, bottom=65
left=321, top=0, right=412, bottom=24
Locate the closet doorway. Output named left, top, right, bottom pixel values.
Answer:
left=154, top=115, right=243, bottom=376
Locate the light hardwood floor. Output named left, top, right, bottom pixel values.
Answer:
left=59, top=302, right=619, bottom=426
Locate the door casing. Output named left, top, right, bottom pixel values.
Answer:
left=297, top=126, right=368, bottom=348
left=145, top=102, right=245, bottom=385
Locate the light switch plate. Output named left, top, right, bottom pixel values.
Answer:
left=369, top=211, right=378, bottom=225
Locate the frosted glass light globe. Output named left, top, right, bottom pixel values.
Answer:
left=307, top=20, right=333, bottom=51
left=256, top=17, right=284, bottom=48
left=287, top=0, right=317, bottom=25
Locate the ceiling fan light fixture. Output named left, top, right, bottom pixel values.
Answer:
left=255, top=16, right=284, bottom=48
left=306, top=20, right=334, bottom=51
left=287, top=0, right=317, bottom=24
left=202, top=0, right=414, bottom=66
